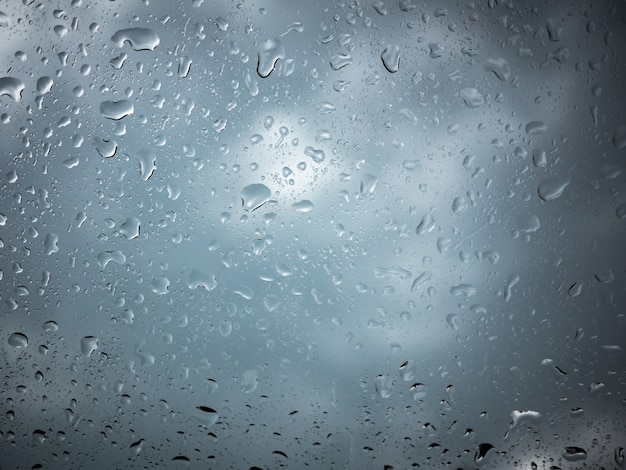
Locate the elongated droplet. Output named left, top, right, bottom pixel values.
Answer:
left=257, top=39, right=285, bottom=78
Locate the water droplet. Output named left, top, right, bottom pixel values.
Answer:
left=80, top=336, right=98, bottom=356
left=192, top=406, right=219, bottom=427
left=330, top=53, right=352, bottom=70
left=451, top=196, right=469, bottom=214
left=151, top=276, right=170, bottom=295
left=292, top=200, right=314, bottom=213
left=381, top=45, right=400, bottom=73
left=474, top=443, right=494, bottom=464
left=263, top=294, right=282, bottom=312
left=136, top=149, right=156, bottom=180
left=0, top=11, right=10, bottom=27
left=428, top=42, right=445, bottom=58
left=97, top=250, right=126, bottom=268
left=615, top=447, right=625, bottom=467
left=43, top=321, right=59, bottom=332
left=8, top=332, right=28, bottom=348
left=532, top=148, right=547, bottom=167
left=460, top=88, right=483, bottom=108
left=517, top=213, right=540, bottom=232
left=360, top=174, right=378, bottom=196
left=616, top=203, right=626, bottom=220
left=100, top=100, right=134, bottom=120
left=187, top=269, right=217, bottom=291
left=525, top=121, right=547, bottom=135
left=241, top=183, right=271, bottom=212
left=241, top=370, right=259, bottom=394
left=415, top=213, right=436, bottom=236
left=36, top=76, right=53, bottom=95
left=375, top=374, right=394, bottom=398
left=111, top=27, right=160, bottom=51
left=304, top=146, right=325, bottom=163
left=233, top=285, right=254, bottom=300
left=484, top=57, right=511, bottom=81
left=450, top=284, right=477, bottom=298
left=41, top=232, right=59, bottom=255
left=538, top=173, right=570, bottom=201
left=510, top=410, right=541, bottom=429
left=257, top=39, right=285, bottom=78
left=562, top=446, right=586, bottom=462
left=119, top=217, right=140, bottom=239
left=0, top=77, right=25, bottom=101
left=613, top=125, right=626, bottom=149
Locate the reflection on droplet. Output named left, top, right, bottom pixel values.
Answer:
left=0, top=77, right=25, bottom=101
left=257, top=39, right=285, bottom=78
left=241, top=183, right=271, bottom=212
left=8, top=332, right=28, bottom=348
left=381, top=45, right=400, bottom=73
left=111, top=27, right=160, bottom=51
left=100, top=100, right=134, bottom=120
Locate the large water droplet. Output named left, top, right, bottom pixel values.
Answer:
left=241, top=183, right=271, bottom=212
left=187, top=269, right=217, bottom=291
left=360, top=174, right=378, bottom=196
left=119, top=217, right=140, bottom=239
left=8, top=332, right=28, bottom=348
left=538, top=174, right=570, bottom=201
left=292, top=200, right=314, bottom=213
left=97, top=250, right=126, bottom=268
left=613, top=125, right=626, bottom=149
left=193, top=406, right=219, bottom=427
left=381, top=45, right=400, bottom=73
left=0, top=77, right=25, bottom=101
left=330, top=53, right=352, bottom=70
left=111, top=27, right=160, bottom=51
left=80, top=336, right=98, bottom=356
left=485, top=57, right=511, bottom=81
left=525, top=121, right=547, bottom=135
left=304, top=146, right=325, bottom=163
left=257, top=39, right=285, bottom=78
left=100, top=100, right=134, bottom=120
left=460, top=88, right=483, bottom=108
left=36, top=76, right=53, bottom=95
left=562, top=446, right=587, bottom=462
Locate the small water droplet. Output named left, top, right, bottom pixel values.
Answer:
left=525, top=120, right=547, bottom=135
left=538, top=173, right=570, bottom=201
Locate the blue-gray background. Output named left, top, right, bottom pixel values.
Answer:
left=1, top=0, right=625, bottom=468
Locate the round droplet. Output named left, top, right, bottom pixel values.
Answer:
left=8, top=332, right=28, bottom=348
